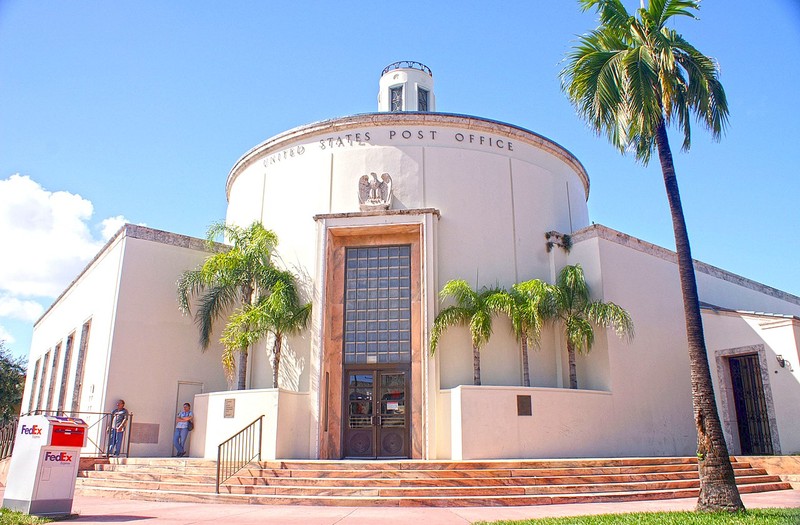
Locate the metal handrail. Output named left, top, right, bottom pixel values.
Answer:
left=21, top=410, right=133, bottom=457
left=381, top=61, right=432, bottom=76
left=0, top=418, right=19, bottom=460
left=216, top=415, right=264, bottom=494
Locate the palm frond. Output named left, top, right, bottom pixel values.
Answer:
left=580, top=0, right=631, bottom=29
left=177, top=269, right=206, bottom=314
left=565, top=316, right=595, bottom=355
left=430, top=306, right=471, bottom=354
left=564, top=0, right=727, bottom=166
left=196, top=284, right=240, bottom=348
left=556, top=264, right=591, bottom=313
left=651, top=0, right=699, bottom=27
left=586, top=301, right=635, bottom=341
left=469, top=309, right=494, bottom=350
left=439, top=279, right=476, bottom=309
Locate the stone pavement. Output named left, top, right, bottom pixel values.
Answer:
left=2, top=487, right=799, bottom=524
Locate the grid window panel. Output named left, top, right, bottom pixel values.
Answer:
left=344, top=245, right=412, bottom=364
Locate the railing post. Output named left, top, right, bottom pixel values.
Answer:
left=257, top=415, right=263, bottom=461
left=216, top=443, right=222, bottom=494
left=124, top=412, right=133, bottom=458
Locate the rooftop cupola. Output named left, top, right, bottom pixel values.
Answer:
left=377, top=61, right=435, bottom=112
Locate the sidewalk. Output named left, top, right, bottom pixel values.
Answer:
left=2, top=488, right=799, bottom=524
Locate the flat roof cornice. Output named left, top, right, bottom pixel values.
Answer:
left=226, top=112, right=590, bottom=200
left=572, top=224, right=800, bottom=307
left=34, top=225, right=226, bottom=327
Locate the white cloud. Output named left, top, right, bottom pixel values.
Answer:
left=0, top=325, right=15, bottom=344
left=100, top=215, right=128, bottom=239
left=0, top=174, right=131, bottom=299
left=0, top=294, right=45, bottom=322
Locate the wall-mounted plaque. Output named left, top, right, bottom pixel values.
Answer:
left=224, top=398, right=235, bottom=418
left=517, top=395, right=532, bottom=416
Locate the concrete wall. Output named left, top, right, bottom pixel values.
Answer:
left=702, top=311, right=800, bottom=455
left=226, top=114, right=591, bottom=393
left=436, top=226, right=800, bottom=460
left=193, top=389, right=311, bottom=460
left=560, top=226, right=800, bottom=459
left=105, top=233, right=229, bottom=457
left=23, top=233, right=125, bottom=418
left=22, top=226, right=230, bottom=457
left=445, top=386, right=655, bottom=459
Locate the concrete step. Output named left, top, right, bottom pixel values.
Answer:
left=74, top=481, right=792, bottom=507
left=75, top=456, right=792, bottom=507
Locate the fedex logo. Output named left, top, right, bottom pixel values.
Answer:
left=44, top=451, right=73, bottom=462
left=20, top=425, right=43, bottom=436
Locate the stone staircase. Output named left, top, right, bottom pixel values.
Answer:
left=75, top=456, right=792, bottom=507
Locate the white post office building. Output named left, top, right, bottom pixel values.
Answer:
left=21, top=62, right=800, bottom=461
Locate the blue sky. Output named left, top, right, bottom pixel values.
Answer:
left=1, top=1, right=799, bottom=361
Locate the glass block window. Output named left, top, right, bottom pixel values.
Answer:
left=390, top=86, right=403, bottom=112
left=344, top=245, right=412, bottom=364
left=418, top=88, right=429, bottom=111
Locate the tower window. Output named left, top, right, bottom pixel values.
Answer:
left=390, top=86, right=403, bottom=112
left=418, top=88, right=429, bottom=111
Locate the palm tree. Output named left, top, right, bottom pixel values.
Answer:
left=177, top=221, right=279, bottom=390
left=220, top=270, right=311, bottom=389
left=560, top=0, right=742, bottom=511
left=551, top=265, right=633, bottom=390
left=490, top=279, right=554, bottom=387
left=429, top=280, right=504, bottom=386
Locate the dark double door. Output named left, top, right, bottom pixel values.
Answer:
left=343, top=367, right=408, bottom=458
left=729, top=354, right=773, bottom=455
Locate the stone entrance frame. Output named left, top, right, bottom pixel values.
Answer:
left=315, top=211, right=438, bottom=459
left=714, top=344, right=781, bottom=455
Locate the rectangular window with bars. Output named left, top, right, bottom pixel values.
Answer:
left=418, top=88, right=429, bottom=111
left=390, top=86, right=403, bottom=112
left=343, top=245, right=411, bottom=364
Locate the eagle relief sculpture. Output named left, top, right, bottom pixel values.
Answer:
left=358, top=172, right=393, bottom=211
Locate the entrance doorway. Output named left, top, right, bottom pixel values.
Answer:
left=344, top=367, right=408, bottom=458
left=175, top=381, right=203, bottom=456
left=318, top=224, right=425, bottom=460
left=729, top=354, right=773, bottom=455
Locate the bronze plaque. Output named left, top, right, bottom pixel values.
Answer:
left=517, top=395, right=532, bottom=416
left=129, top=422, right=159, bottom=444
left=224, top=398, right=235, bottom=418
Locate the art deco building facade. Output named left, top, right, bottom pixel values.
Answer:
left=22, top=62, right=800, bottom=460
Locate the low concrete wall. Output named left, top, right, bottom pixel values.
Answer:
left=738, top=455, right=800, bottom=488
left=192, top=389, right=311, bottom=460
left=444, top=385, right=695, bottom=460
left=447, top=386, right=614, bottom=459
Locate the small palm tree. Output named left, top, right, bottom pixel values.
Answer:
left=561, top=0, right=742, bottom=511
left=551, top=265, right=633, bottom=390
left=430, top=280, right=504, bottom=386
left=177, top=221, right=280, bottom=390
left=490, top=279, right=554, bottom=387
left=221, top=270, right=311, bottom=388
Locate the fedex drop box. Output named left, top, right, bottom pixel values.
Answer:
left=2, top=415, right=87, bottom=516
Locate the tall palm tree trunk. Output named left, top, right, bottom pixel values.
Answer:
left=521, top=338, right=531, bottom=387
left=235, top=285, right=255, bottom=391
left=237, top=348, right=248, bottom=390
left=567, top=341, right=578, bottom=389
left=272, top=334, right=283, bottom=389
left=655, top=122, right=744, bottom=511
left=472, top=345, right=481, bottom=385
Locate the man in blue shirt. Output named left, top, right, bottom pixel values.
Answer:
left=174, top=402, right=193, bottom=457
left=107, top=399, right=128, bottom=457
